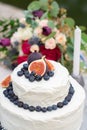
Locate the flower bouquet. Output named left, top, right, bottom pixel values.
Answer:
left=0, top=0, right=87, bottom=73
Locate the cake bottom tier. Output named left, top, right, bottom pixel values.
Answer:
left=0, top=77, right=85, bottom=130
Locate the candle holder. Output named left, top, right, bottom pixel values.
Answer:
left=71, top=73, right=85, bottom=87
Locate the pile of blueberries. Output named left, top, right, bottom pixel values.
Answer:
left=0, top=123, right=6, bottom=130
left=3, top=82, right=75, bottom=113
left=17, top=63, right=54, bottom=82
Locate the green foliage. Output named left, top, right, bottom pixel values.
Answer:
left=48, top=20, right=55, bottom=29
left=39, top=0, right=48, bottom=11
left=64, top=18, right=75, bottom=28
left=45, top=32, right=56, bottom=40
left=0, top=18, right=19, bottom=38
left=27, top=1, right=41, bottom=11
left=50, top=1, right=59, bottom=17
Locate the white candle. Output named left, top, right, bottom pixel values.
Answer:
left=73, top=26, right=81, bottom=76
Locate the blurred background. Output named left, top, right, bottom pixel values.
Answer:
left=0, top=0, right=87, bottom=26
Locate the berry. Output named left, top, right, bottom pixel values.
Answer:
left=3, top=90, right=8, bottom=97
left=8, top=90, right=14, bottom=96
left=47, top=71, right=54, bottom=77
left=35, top=75, right=42, bottom=81
left=24, top=72, right=30, bottom=78
left=23, top=104, right=29, bottom=109
left=23, top=63, right=28, bottom=70
left=36, top=106, right=41, bottom=112
left=69, top=85, right=75, bottom=95
left=29, top=106, right=35, bottom=111
left=30, top=71, right=36, bottom=76
left=52, top=105, right=57, bottom=110
left=13, top=95, right=18, bottom=101
left=65, top=94, right=72, bottom=102
left=63, top=100, right=68, bottom=105
left=18, top=101, right=23, bottom=107
left=29, top=75, right=35, bottom=82
left=57, top=102, right=63, bottom=108
left=41, top=107, right=47, bottom=112
left=43, top=73, right=50, bottom=81
left=47, top=106, right=52, bottom=112
left=17, top=71, right=23, bottom=76
left=13, top=100, right=19, bottom=105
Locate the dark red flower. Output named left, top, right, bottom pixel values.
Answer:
left=42, top=26, right=52, bottom=36
left=17, top=55, right=28, bottom=64
left=32, top=10, right=44, bottom=18
left=22, top=40, right=31, bottom=54
left=40, top=45, right=61, bottom=61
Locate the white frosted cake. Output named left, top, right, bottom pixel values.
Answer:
left=0, top=53, right=85, bottom=130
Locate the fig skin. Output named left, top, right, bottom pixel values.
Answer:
left=27, top=52, right=42, bottom=65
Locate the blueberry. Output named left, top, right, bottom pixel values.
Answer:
left=13, top=95, right=18, bottom=101
left=7, top=95, right=11, bottom=99
left=69, top=85, right=75, bottom=95
left=8, top=90, right=14, bottom=96
left=65, top=94, right=72, bottom=102
left=41, top=107, right=47, bottom=112
left=57, top=102, right=63, bottom=108
left=13, top=100, right=19, bottom=105
left=29, top=75, right=35, bottom=82
left=47, top=106, right=52, bottom=111
left=24, top=72, right=30, bottom=78
left=21, top=68, right=25, bottom=73
left=47, top=71, right=54, bottom=77
left=35, top=75, right=42, bottom=81
left=10, top=98, right=15, bottom=102
left=18, top=101, right=23, bottom=107
left=23, top=64, right=28, bottom=70
left=3, top=90, right=8, bottom=97
left=29, top=106, right=35, bottom=111
left=36, top=106, right=41, bottom=112
left=52, top=105, right=57, bottom=110
left=23, top=104, right=29, bottom=109
left=63, top=100, right=68, bottom=105
left=7, top=86, right=13, bottom=91
left=17, top=71, right=23, bottom=76
left=30, top=71, right=36, bottom=76
left=43, top=73, right=50, bottom=81
left=9, top=82, right=12, bottom=87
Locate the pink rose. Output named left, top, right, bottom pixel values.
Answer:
left=34, top=27, right=42, bottom=35
left=45, top=38, right=56, bottom=49
left=55, top=33, right=66, bottom=46
left=39, top=20, right=48, bottom=27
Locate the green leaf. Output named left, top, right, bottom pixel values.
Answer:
left=50, top=1, right=59, bottom=17
left=79, top=26, right=87, bottom=32
left=41, top=12, right=48, bottom=19
left=45, top=32, right=56, bottom=40
left=27, top=1, right=41, bottom=11
left=67, top=45, right=73, bottom=60
left=39, top=0, right=48, bottom=11
left=64, top=18, right=75, bottom=27
left=81, top=33, right=87, bottom=43
left=48, top=20, right=55, bottom=29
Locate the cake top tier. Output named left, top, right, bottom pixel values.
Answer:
left=11, top=60, right=69, bottom=92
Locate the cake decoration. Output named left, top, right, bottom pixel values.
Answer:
left=3, top=82, right=75, bottom=113
left=0, top=75, right=11, bottom=88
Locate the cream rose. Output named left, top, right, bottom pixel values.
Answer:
left=45, top=38, right=56, bottom=49
left=34, top=27, right=42, bottom=36
left=56, top=33, right=66, bottom=46
left=39, top=19, right=48, bottom=27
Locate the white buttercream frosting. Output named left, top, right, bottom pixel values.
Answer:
left=0, top=77, right=85, bottom=130
left=11, top=61, right=70, bottom=106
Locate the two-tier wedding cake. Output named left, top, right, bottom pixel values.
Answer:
left=0, top=52, right=85, bottom=130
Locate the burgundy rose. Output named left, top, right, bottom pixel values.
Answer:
left=0, top=38, right=10, bottom=46
left=17, top=55, right=28, bottom=64
left=22, top=40, right=31, bottom=55
left=32, top=10, right=44, bottom=18
left=40, top=45, right=61, bottom=61
left=42, top=26, right=52, bottom=36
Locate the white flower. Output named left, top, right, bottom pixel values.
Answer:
left=30, top=44, right=39, bottom=52
left=11, top=32, right=22, bottom=46
left=39, top=19, right=48, bottom=27
left=55, top=33, right=67, bottom=46
left=45, top=38, right=56, bottom=49
left=34, top=27, right=42, bottom=36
